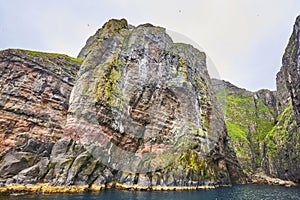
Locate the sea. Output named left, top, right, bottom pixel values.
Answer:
left=0, top=184, right=299, bottom=200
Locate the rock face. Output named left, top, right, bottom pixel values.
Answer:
left=0, top=133, right=54, bottom=184
left=0, top=49, right=81, bottom=153
left=0, top=19, right=246, bottom=189
left=213, top=20, right=300, bottom=182
left=0, top=49, right=82, bottom=184
left=214, top=72, right=300, bottom=183
left=213, top=79, right=276, bottom=175
left=211, top=16, right=300, bottom=184
left=63, top=19, right=245, bottom=186
left=265, top=15, right=300, bottom=182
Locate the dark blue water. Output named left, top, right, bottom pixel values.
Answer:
left=0, top=184, right=300, bottom=200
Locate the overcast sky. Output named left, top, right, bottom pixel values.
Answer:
left=1, top=0, right=300, bottom=91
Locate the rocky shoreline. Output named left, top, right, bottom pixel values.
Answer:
left=0, top=182, right=226, bottom=195
left=250, top=171, right=297, bottom=187
left=0, top=180, right=297, bottom=196
left=1, top=169, right=297, bottom=195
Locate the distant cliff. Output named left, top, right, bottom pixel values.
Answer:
left=0, top=19, right=246, bottom=193
left=266, top=15, right=300, bottom=182
left=213, top=79, right=276, bottom=176
left=213, top=15, right=300, bottom=183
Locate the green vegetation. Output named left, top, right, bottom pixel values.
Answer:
left=263, top=102, right=300, bottom=178
left=175, top=55, right=188, bottom=80
left=215, top=77, right=300, bottom=177
left=217, top=89, right=276, bottom=174
left=226, top=122, right=248, bottom=142
left=194, top=76, right=211, bottom=130
left=17, top=49, right=84, bottom=63
left=94, top=55, right=125, bottom=108
left=176, top=150, right=215, bottom=180
left=265, top=103, right=294, bottom=155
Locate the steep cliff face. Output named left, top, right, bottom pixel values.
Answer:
left=60, top=19, right=245, bottom=187
left=213, top=79, right=276, bottom=175
left=0, top=19, right=246, bottom=189
left=212, top=16, right=300, bottom=183
left=0, top=49, right=81, bottom=153
left=264, top=16, right=300, bottom=182
left=0, top=49, right=82, bottom=185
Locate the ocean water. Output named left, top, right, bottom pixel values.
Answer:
left=0, top=184, right=300, bottom=200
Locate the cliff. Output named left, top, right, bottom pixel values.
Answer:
left=0, top=19, right=246, bottom=192
left=214, top=74, right=300, bottom=184
left=0, top=49, right=82, bottom=186
left=213, top=31, right=300, bottom=182
left=0, top=49, right=81, bottom=153
left=265, top=15, right=300, bottom=182
left=210, top=17, right=300, bottom=184
left=213, top=79, right=276, bottom=175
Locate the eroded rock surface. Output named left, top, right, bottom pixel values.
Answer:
left=213, top=79, right=276, bottom=175
left=0, top=133, right=54, bottom=184
left=63, top=19, right=246, bottom=186
left=0, top=49, right=81, bottom=153
left=265, top=16, right=300, bottom=182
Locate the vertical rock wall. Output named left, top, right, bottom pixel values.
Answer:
left=0, top=49, right=81, bottom=152
left=265, top=16, right=300, bottom=182
left=213, top=79, right=276, bottom=175
left=62, top=19, right=245, bottom=186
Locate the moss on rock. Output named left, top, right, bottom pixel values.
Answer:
left=94, top=54, right=125, bottom=108
left=214, top=80, right=276, bottom=175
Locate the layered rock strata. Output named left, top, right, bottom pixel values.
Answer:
left=0, top=19, right=246, bottom=192
left=62, top=19, right=245, bottom=187
left=0, top=49, right=81, bottom=153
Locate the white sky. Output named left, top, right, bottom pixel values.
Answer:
left=1, top=0, right=300, bottom=91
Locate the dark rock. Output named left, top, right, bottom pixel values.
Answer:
left=119, top=172, right=136, bottom=186
left=137, top=174, right=150, bottom=187
left=93, top=175, right=106, bottom=186
left=0, top=133, right=54, bottom=182
left=165, top=172, right=175, bottom=186
left=0, top=152, right=31, bottom=177
left=13, top=157, right=50, bottom=184
left=265, top=15, right=300, bottom=183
